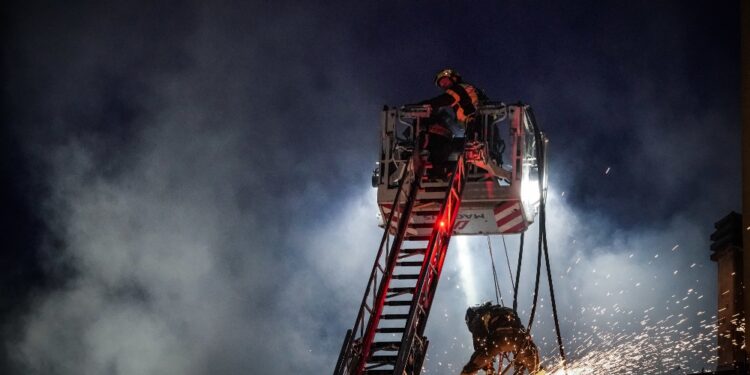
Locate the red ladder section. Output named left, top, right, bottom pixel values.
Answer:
left=334, top=153, right=467, bottom=375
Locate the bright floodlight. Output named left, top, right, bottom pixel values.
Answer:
left=521, top=176, right=541, bottom=212
left=518, top=111, right=546, bottom=222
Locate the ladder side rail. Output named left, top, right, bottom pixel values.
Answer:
left=334, top=329, right=353, bottom=374
left=355, top=154, right=425, bottom=375
left=336, top=107, right=429, bottom=375
left=335, top=156, right=419, bottom=375
left=393, top=155, right=467, bottom=374
left=416, top=159, right=466, bottom=337
left=415, top=157, right=466, bottom=346
left=413, top=339, right=429, bottom=375
left=394, top=156, right=466, bottom=374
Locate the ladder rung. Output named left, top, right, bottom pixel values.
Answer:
left=387, top=287, right=415, bottom=294
left=414, top=198, right=445, bottom=204
left=408, top=223, right=435, bottom=229
left=365, top=370, right=395, bottom=375
left=405, top=235, right=431, bottom=241
left=384, top=300, right=412, bottom=306
left=368, top=355, right=398, bottom=364
left=400, top=248, right=426, bottom=255
left=396, top=261, right=423, bottom=267
left=419, top=184, right=449, bottom=191
left=392, top=274, right=419, bottom=280
left=376, top=327, right=405, bottom=333
left=370, top=341, right=401, bottom=354
left=371, top=341, right=401, bottom=350
left=412, top=210, right=441, bottom=216
left=381, top=313, right=409, bottom=320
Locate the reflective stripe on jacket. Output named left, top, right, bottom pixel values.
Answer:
left=446, top=83, right=480, bottom=122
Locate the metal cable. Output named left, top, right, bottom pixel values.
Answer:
left=527, top=222, right=543, bottom=330
left=486, top=236, right=504, bottom=306
left=501, top=235, right=515, bottom=291
left=528, top=107, right=567, bottom=372
left=512, top=232, right=524, bottom=312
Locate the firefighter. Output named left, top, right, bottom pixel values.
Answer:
left=460, top=303, right=543, bottom=375
left=417, top=113, right=454, bottom=180
left=413, top=69, right=488, bottom=179
left=420, top=69, right=488, bottom=141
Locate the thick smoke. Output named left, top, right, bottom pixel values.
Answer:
left=6, top=2, right=380, bottom=374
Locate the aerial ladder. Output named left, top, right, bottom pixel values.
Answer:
left=334, top=102, right=548, bottom=375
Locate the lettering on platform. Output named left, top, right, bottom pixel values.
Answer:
left=454, top=220, right=470, bottom=230
left=424, top=213, right=486, bottom=221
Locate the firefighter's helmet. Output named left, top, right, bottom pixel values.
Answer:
left=434, top=68, right=461, bottom=87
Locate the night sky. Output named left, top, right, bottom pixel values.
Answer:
left=1, top=1, right=741, bottom=374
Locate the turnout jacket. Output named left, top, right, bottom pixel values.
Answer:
left=420, top=82, right=488, bottom=123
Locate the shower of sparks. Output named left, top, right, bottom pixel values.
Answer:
left=542, top=255, right=733, bottom=375
left=540, top=311, right=732, bottom=374
left=549, top=368, right=595, bottom=375
left=537, top=250, right=730, bottom=375
left=604, top=167, right=611, bottom=175
left=420, top=241, right=731, bottom=375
